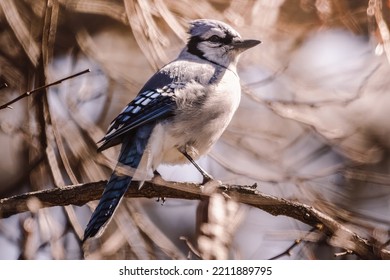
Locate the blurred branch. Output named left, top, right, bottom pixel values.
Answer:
left=369, top=0, right=390, bottom=64
left=0, top=0, right=41, bottom=66
left=0, top=69, right=90, bottom=110
left=0, top=176, right=389, bottom=259
left=245, top=63, right=381, bottom=109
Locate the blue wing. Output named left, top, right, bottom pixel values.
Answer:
left=97, top=71, right=180, bottom=152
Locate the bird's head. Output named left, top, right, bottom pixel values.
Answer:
left=186, top=19, right=261, bottom=68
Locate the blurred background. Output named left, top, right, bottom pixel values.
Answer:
left=0, top=0, right=390, bottom=260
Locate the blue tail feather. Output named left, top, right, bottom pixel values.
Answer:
left=83, top=124, right=155, bottom=241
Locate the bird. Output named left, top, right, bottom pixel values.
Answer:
left=83, top=19, right=260, bottom=241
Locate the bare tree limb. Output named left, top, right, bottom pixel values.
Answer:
left=0, top=176, right=389, bottom=259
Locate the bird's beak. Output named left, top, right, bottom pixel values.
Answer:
left=231, top=39, right=261, bottom=50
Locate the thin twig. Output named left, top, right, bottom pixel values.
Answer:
left=245, top=63, right=381, bottom=109
left=269, top=227, right=318, bottom=260
left=0, top=69, right=90, bottom=110
left=335, top=250, right=354, bottom=258
left=243, top=66, right=288, bottom=87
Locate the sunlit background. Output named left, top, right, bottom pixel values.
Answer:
left=0, top=0, right=390, bottom=259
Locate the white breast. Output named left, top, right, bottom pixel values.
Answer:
left=150, top=69, right=240, bottom=170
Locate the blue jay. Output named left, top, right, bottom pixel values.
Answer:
left=83, top=19, right=260, bottom=241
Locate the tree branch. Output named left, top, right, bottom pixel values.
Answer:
left=0, top=176, right=389, bottom=259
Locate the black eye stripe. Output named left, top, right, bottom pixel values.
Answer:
left=187, top=32, right=235, bottom=59
left=206, top=33, right=233, bottom=44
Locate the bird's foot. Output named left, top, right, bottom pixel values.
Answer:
left=200, top=176, right=228, bottom=194
left=156, top=196, right=166, bottom=205
left=152, top=170, right=166, bottom=204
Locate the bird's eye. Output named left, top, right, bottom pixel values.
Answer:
left=208, top=35, right=221, bottom=43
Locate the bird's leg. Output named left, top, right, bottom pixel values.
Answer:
left=152, top=170, right=166, bottom=204
left=180, top=150, right=214, bottom=184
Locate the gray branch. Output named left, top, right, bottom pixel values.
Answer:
left=0, top=176, right=388, bottom=259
